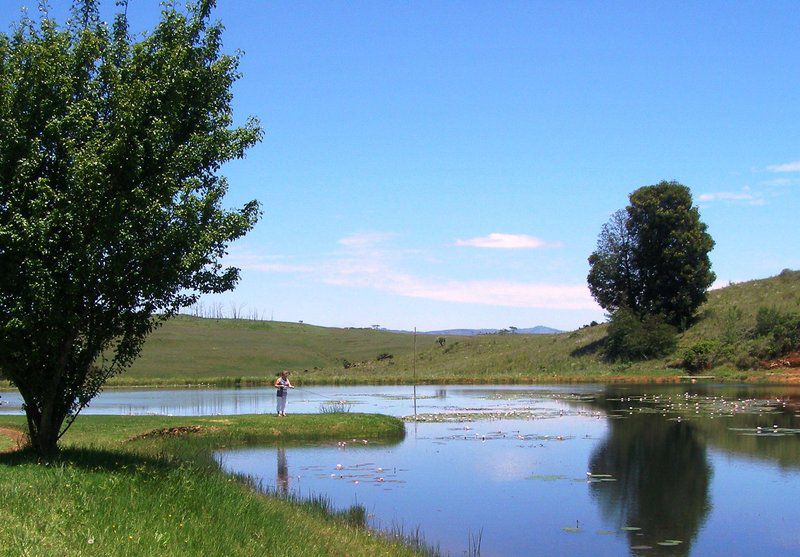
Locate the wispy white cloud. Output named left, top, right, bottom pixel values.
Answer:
left=767, top=161, right=800, bottom=173
left=322, top=237, right=596, bottom=310
left=338, top=232, right=397, bottom=248
left=324, top=267, right=597, bottom=310
left=760, top=177, right=799, bottom=187
left=231, top=234, right=597, bottom=311
left=455, top=233, right=560, bottom=249
left=698, top=189, right=765, bottom=206
left=223, top=250, right=315, bottom=273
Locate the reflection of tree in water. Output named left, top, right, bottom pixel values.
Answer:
left=589, top=412, right=711, bottom=556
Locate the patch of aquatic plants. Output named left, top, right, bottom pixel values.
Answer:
left=319, top=401, right=354, bottom=414
left=300, top=460, right=406, bottom=487
left=602, top=391, right=794, bottom=421
left=405, top=405, right=600, bottom=423
left=558, top=520, right=685, bottom=552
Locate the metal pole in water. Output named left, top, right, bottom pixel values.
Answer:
left=413, top=327, right=417, bottom=421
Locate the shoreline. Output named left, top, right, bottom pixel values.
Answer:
left=0, top=413, right=421, bottom=556
left=2, top=369, right=800, bottom=392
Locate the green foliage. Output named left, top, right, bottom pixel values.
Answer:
left=588, top=181, right=715, bottom=330
left=719, top=305, right=744, bottom=346
left=604, top=307, right=677, bottom=361
left=0, top=1, right=261, bottom=455
left=587, top=210, right=635, bottom=313
left=680, top=340, right=720, bottom=373
left=751, top=307, right=800, bottom=359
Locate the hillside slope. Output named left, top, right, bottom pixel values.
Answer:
left=380, top=270, right=800, bottom=383
left=123, top=317, right=443, bottom=385
left=122, top=271, right=800, bottom=385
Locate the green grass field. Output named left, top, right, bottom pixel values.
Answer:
left=120, top=318, right=442, bottom=385
left=0, top=413, right=425, bottom=557
left=112, top=270, right=800, bottom=386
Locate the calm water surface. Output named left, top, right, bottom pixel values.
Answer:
left=214, top=384, right=800, bottom=557
left=2, top=384, right=799, bottom=555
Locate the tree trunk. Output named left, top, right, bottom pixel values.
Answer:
left=24, top=402, right=64, bottom=459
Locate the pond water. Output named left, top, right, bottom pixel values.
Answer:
left=2, top=383, right=799, bottom=555
left=213, top=384, right=800, bottom=557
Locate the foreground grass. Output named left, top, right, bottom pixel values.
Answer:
left=0, top=414, right=421, bottom=557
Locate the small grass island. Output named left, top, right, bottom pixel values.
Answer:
left=0, top=413, right=423, bottom=556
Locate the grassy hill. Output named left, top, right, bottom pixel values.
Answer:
left=379, top=269, right=800, bottom=383
left=120, top=318, right=444, bottom=385
left=120, top=270, right=800, bottom=385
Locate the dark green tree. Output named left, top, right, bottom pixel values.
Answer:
left=627, top=181, right=715, bottom=328
left=588, top=181, right=715, bottom=330
left=604, top=306, right=677, bottom=360
left=0, top=0, right=262, bottom=456
left=587, top=209, right=634, bottom=313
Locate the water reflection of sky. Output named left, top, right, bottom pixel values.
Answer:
left=218, top=416, right=619, bottom=557
left=215, top=410, right=800, bottom=557
left=0, top=384, right=601, bottom=416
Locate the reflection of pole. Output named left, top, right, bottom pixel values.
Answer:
left=277, top=447, right=289, bottom=496
left=413, top=327, right=417, bottom=421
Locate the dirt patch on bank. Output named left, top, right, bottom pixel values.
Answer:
left=0, top=427, right=27, bottom=453
left=762, top=352, right=800, bottom=369
left=126, top=425, right=214, bottom=442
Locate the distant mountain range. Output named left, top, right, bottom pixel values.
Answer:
left=417, top=326, right=562, bottom=336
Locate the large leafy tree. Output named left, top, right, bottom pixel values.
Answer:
left=587, top=209, right=634, bottom=313
left=588, top=181, right=715, bottom=330
left=0, top=0, right=262, bottom=456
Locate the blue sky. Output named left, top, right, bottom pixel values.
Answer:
left=4, top=1, right=799, bottom=331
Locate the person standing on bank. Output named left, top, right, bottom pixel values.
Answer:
left=275, top=370, right=294, bottom=416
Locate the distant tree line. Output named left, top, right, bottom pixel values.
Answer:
left=183, top=301, right=274, bottom=321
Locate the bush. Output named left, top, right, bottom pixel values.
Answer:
left=680, top=340, right=720, bottom=373
left=753, top=307, right=800, bottom=359
left=604, top=308, right=677, bottom=361
left=735, top=354, right=759, bottom=370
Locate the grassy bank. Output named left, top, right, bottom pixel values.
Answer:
left=0, top=414, right=422, bottom=557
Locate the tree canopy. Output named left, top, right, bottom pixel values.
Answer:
left=588, top=181, right=715, bottom=330
left=0, top=0, right=262, bottom=456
